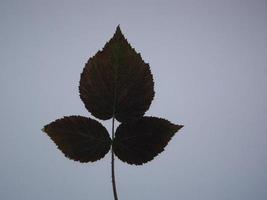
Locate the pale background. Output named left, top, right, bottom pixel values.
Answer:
left=0, top=0, right=267, bottom=199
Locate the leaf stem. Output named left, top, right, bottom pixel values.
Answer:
left=111, top=116, right=119, bottom=200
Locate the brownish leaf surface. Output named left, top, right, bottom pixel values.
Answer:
left=43, top=116, right=111, bottom=162
left=79, top=26, right=154, bottom=122
left=113, top=117, right=183, bottom=165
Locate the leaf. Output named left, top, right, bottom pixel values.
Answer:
left=42, top=116, right=111, bottom=163
left=112, top=117, right=183, bottom=165
left=79, top=26, right=154, bottom=122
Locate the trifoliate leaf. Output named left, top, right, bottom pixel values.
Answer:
left=43, top=116, right=111, bottom=163
left=79, top=26, right=154, bottom=122
left=113, top=117, right=183, bottom=165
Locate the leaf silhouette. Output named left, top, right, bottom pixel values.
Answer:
left=79, top=26, right=154, bottom=122
left=113, top=117, right=183, bottom=165
left=43, top=26, right=184, bottom=199
left=43, top=116, right=111, bottom=162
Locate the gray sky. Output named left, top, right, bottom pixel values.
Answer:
left=0, top=0, right=267, bottom=199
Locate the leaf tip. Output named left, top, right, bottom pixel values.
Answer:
left=116, top=24, right=121, bottom=32
left=114, top=24, right=124, bottom=39
left=173, top=124, right=184, bottom=132
left=41, top=126, right=46, bottom=133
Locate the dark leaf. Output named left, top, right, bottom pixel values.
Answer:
left=79, top=26, right=154, bottom=122
left=43, top=116, right=111, bottom=163
left=113, top=117, right=183, bottom=165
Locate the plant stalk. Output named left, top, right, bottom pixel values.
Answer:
left=111, top=116, right=119, bottom=200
